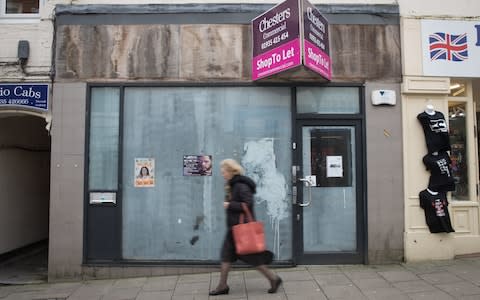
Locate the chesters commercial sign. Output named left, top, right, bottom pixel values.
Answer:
left=252, top=0, right=331, bottom=81
left=0, top=84, right=49, bottom=111
left=422, top=20, right=480, bottom=77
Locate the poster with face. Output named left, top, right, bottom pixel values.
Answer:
left=135, top=158, right=155, bottom=187
left=183, top=155, right=212, bottom=176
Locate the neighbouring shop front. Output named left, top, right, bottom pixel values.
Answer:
left=402, top=18, right=480, bottom=260
left=49, top=3, right=403, bottom=280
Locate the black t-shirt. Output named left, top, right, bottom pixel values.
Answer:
left=423, top=152, right=455, bottom=192
left=419, top=189, right=455, bottom=233
left=417, top=111, right=451, bottom=153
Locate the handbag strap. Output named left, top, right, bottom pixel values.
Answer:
left=239, top=203, right=254, bottom=223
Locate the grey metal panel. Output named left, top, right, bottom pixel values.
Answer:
left=55, top=4, right=399, bottom=26
left=55, top=4, right=399, bottom=15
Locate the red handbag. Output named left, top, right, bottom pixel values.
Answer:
left=232, top=203, right=266, bottom=255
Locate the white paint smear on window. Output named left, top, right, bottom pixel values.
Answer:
left=242, top=138, right=288, bottom=256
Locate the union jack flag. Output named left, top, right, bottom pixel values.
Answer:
left=429, top=32, right=468, bottom=61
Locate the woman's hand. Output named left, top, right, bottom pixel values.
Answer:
left=223, top=202, right=230, bottom=209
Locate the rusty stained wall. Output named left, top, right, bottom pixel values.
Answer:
left=55, top=23, right=401, bottom=82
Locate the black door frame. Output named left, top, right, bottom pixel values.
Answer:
left=292, top=86, right=367, bottom=264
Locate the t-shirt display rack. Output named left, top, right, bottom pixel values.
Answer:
left=417, top=105, right=455, bottom=233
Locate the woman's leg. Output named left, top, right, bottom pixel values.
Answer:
left=209, top=262, right=231, bottom=295
left=256, top=265, right=282, bottom=293
left=256, top=264, right=276, bottom=281
left=217, top=262, right=231, bottom=289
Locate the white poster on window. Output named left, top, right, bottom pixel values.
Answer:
left=326, top=156, right=343, bottom=178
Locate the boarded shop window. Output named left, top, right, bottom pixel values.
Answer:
left=121, top=87, right=292, bottom=261
left=5, top=0, right=39, bottom=14
left=297, top=87, right=359, bottom=114
left=89, top=87, right=120, bottom=191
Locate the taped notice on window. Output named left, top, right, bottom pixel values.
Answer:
left=326, top=156, right=343, bottom=178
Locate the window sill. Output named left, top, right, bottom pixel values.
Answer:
left=0, top=16, right=40, bottom=24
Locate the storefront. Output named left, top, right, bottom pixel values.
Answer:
left=402, top=18, right=480, bottom=260
left=49, top=3, right=403, bottom=280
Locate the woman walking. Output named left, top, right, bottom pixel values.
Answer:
left=209, top=159, right=282, bottom=296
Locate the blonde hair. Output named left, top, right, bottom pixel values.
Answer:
left=220, top=158, right=244, bottom=176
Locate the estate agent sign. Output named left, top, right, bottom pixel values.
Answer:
left=252, top=0, right=331, bottom=81
left=422, top=20, right=480, bottom=77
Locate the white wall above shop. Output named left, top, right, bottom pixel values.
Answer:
left=398, top=0, right=480, bottom=17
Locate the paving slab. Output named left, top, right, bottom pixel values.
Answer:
left=172, top=281, right=210, bottom=296
left=142, top=276, right=178, bottom=292
left=136, top=290, right=173, bottom=300
left=362, top=287, right=410, bottom=300
left=378, top=270, right=420, bottom=282
left=344, top=270, right=382, bottom=280
left=419, top=272, right=464, bottom=285
left=435, top=281, right=480, bottom=298
left=322, top=283, right=367, bottom=299
left=102, top=287, right=141, bottom=300
left=408, top=290, right=455, bottom=300
left=313, top=273, right=353, bottom=286
left=392, top=280, right=437, bottom=293
left=352, top=277, right=392, bottom=290
left=282, top=279, right=319, bottom=295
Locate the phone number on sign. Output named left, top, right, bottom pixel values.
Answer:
left=0, top=99, right=30, bottom=105
left=261, top=32, right=289, bottom=50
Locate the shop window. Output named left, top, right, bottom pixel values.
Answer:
left=120, top=87, right=293, bottom=261
left=1, top=0, right=39, bottom=19
left=296, top=87, right=360, bottom=114
left=449, top=102, right=469, bottom=200
left=88, top=87, right=120, bottom=190
left=449, top=81, right=467, bottom=97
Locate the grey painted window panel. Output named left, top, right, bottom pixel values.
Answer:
left=297, top=87, right=359, bottom=114
left=89, top=87, right=120, bottom=190
left=122, top=87, right=292, bottom=261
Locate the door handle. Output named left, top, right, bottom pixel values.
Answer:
left=298, top=176, right=315, bottom=207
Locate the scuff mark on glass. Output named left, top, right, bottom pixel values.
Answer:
left=194, top=216, right=205, bottom=230
left=190, top=236, right=199, bottom=245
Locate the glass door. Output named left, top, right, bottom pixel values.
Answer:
left=294, top=121, right=365, bottom=264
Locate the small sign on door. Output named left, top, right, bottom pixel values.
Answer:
left=326, top=156, right=343, bottom=178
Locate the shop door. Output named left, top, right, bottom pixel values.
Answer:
left=293, top=121, right=365, bottom=264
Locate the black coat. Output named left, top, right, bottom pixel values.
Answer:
left=226, top=175, right=256, bottom=228
left=220, top=174, right=273, bottom=265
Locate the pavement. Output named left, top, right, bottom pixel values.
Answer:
left=2, top=257, right=480, bottom=300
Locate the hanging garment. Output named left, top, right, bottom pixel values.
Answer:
left=419, top=189, right=455, bottom=233
left=417, top=111, right=451, bottom=153
left=423, top=152, right=456, bottom=192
